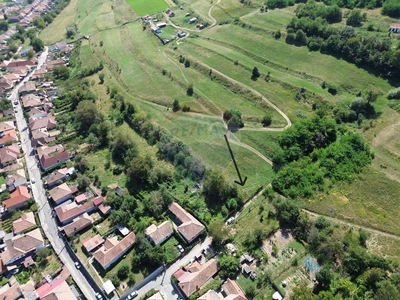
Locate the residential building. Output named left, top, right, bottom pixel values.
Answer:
left=31, top=127, right=59, bottom=148
left=0, top=144, right=20, bottom=166
left=389, top=23, right=400, bottom=33
left=28, top=107, right=47, bottom=119
left=177, top=258, right=219, bottom=298
left=0, top=129, right=17, bottom=146
left=55, top=196, right=104, bottom=225
left=18, top=82, right=36, bottom=95
left=29, top=114, right=56, bottom=131
left=1, top=228, right=44, bottom=265
left=145, top=220, right=174, bottom=245
left=221, top=278, right=247, bottom=300
left=82, top=234, right=105, bottom=253
left=49, top=182, right=72, bottom=205
left=61, top=213, right=93, bottom=236
left=93, top=232, right=136, bottom=270
left=6, top=168, right=27, bottom=190
left=2, top=185, right=30, bottom=209
left=169, top=202, right=205, bottom=243
left=37, top=144, right=69, bottom=170
left=36, top=277, right=77, bottom=300
left=21, top=94, right=42, bottom=109
left=12, top=211, right=36, bottom=234
left=0, top=283, right=22, bottom=299
left=44, top=167, right=68, bottom=188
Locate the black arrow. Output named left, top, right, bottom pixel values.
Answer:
left=224, top=134, right=247, bottom=186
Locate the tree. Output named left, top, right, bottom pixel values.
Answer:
left=53, top=65, right=70, bottom=79
left=30, top=37, right=44, bottom=52
left=208, top=220, right=229, bottom=245
left=126, top=156, right=153, bottom=186
left=43, top=14, right=53, bottom=24
left=77, top=174, right=91, bottom=191
left=0, top=20, right=8, bottom=31
left=117, top=264, right=130, bottom=280
left=172, top=99, right=180, bottom=111
left=295, top=29, right=307, bottom=45
left=184, top=59, right=190, bottom=68
left=219, top=255, right=239, bottom=278
left=111, top=131, right=137, bottom=163
left=316, top=266, right=333, bottom=289
left=382, top=0, right=400, bottom=18
left=223, top=109, right=244, bottom=130
left=261, top=114, right=272, bottom=127
left=99, top=73, right=105, bottom=84
left=27, top=49, right=35, bottom=59
left=76, top=100, right=98, bottom=130
left=346, top=10, right=363, bottom=26
left=85, top=133, right=100, bottom=150
left=33, top=17, right=46, bottom=29
left=203, top=170, right=238, bottom=204
left=251, top=66, right=260, bottom=80
left=187, top=83, right=194, bottom=96
left=292, top=286, right=317, bottom=300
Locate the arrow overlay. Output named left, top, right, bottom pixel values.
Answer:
left=224, top=134, right=247, bottom=186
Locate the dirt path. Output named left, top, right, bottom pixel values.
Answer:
left=304, top=209, right=400, bottom=241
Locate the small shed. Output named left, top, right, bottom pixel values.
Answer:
left=156, top=22, right=167, bottom=28
left=189, top=17, right=198, bottom=24
left=241, top=264, right=252, bottom=276
left=103, top=280, right=115, bottom=295
left=389, top=23, right=400, bottom=33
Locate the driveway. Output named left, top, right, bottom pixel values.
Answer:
left=10, top=48, right=98, bottom=300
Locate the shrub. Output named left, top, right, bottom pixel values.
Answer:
left=387, top=87, right=400, bottom=100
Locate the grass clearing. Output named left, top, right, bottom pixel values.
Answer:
left=126, top=0, right=169, bottom=16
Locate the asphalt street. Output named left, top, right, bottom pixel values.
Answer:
left=10, top=48, right=97, bottom=300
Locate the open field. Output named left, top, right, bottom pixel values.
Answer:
left=126, top=0, right=168, bottom=16
left=38, top=0, right=400, bottom=240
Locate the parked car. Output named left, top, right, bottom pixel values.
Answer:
left=74, top=262, right=81, bottom=269
left=226, top=216, right=235, bottom=225
left=128, top=290, right=138, bottom=299
left=31, top=178, right=35, bottom=184
left=177, top=245, right=184, bottom=253
left=95, top=292, right=103, bottom=300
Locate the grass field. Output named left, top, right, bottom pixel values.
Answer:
left=42, top=0, right=400, bottom=241
left=126, top=0, right=169, bottom=16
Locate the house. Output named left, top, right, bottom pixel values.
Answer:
left=177, top=30, right=186, bottom=38
left=82, top=234, right=105, bottom=253
left=389, top=23, right=400, bottom=33
left=142, top=14, right=151, bottom=22
left=4, top=73, right=19, bottom=83
left=12, top=211, right=36, bottom=234
left=75, top=193, right=87, bottom=204
left=61, top=213, right=93, bottom=236
left=37, top=144, right=69, bottom=170
left=0, top=144, right=20, bottom=166
left=169, top=202, right=205, bottom=243
left=0, top=78, right=14, bottom=90
left=3, top=162, right=24, bottom=173
left=147, top=292, right=164, bottom=300
left=1, top=228, right=44, bottom=265
left=189, top=17, right=198, bottom=23
left=21, top=94, right=42, bottom=109
left=241, top=264, right=252, bottom=276
left=93, top=232, right=136, bottom=270
left=28, top=107, right=47, bottom=119
left=177, top=258, right=219, bottom=298
left=44, top=167, right=68, bottom=188
left=0, top=129, right=17, bottom=146
left=0, top=284, right=22, bottom=299
left=29, top=114, right=56, bottom=131
left=0, top=120, right=15, bottom=133
left=55, top=41, right=68, bottom=52
left=6, top=168, right=27, bottom=190
left=198, top=290, right=220, bottom=300
left=156, top=22, right=167, bottom=28
left=19, top=82, right=36, bottom=95
left=49, top=182, right=73, bottom=205
left=2, top=185, right=30, bottom=210
left=145, top=220, right=174, bottom=245
left=221, top=278, right=247, bottom=300
left=151, top=25, right=161, bottom=33
left=31, top=68, right=47, bottom=80
left=31, top=128, right=60, bottom=148
left=240, top=253, right=255, bottom=265
left=55, top=196, right=104, bottom=225
left=36, top=277, right=77, bottom=300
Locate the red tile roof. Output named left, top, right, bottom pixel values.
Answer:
left=36, top=277, right=65, bottom=298
left=2, top=185, right=30, bottom=209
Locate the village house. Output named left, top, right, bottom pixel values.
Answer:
left=221, top=278, right=247, bottom=300
left=29, top=114, right=56, bottom=131
left=19, top=82, right=36, bottom=95
left=145, top=220, right=174, bottom=245
left=12, top=211, right=36, bottom=234
left=49, top=182, right=73, bottom=205
left=55, top=196, right=104, bottom=225
left=6, top=168, right=27, bottom=190
left=82, top=234, right=105, bottom=253
left=0, top=128, right=17, bottom=146
left=176, top=258, right=219, bottom=298
left=2, top=185, right=30, bottom=210
left=0, top=283, right=22, bottom=299
left=31, top=127, right=60, bottom=148
left=44, top=167, right=69, bottom=188
left=0, top=144, right=20, bottom=167
left=61, top=213, right=94, bottom=237
left=169, top=202, right=205, bottom=243
left=21, top=94, right=42, bottom=109
left=389, top=23, right=400, bottom=33
left=93, top=231, right=136, bottom=270
left=37, top=144, right=69, bottom=170
left=1, top=228, right=44, bottom=266
left=36, top=276, right=78, bottom=300
left=28, top=107, right=48, bottom=119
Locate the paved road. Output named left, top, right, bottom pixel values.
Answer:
left=10, top=48, right=97, bottom=300
left=121, top=237, right=213, bottom=300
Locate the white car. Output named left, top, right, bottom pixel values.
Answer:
left=177, top=245, right=184, bottom=253
left=95, top=292, right=103, bottom=300
left=31, top=178, right=35, bottom=184
left=226, top=216, right=235, bottom=225
left=74, top=262, right=81, bottom=269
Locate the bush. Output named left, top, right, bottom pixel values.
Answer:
left=387, top=87, right=400, bottom=100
